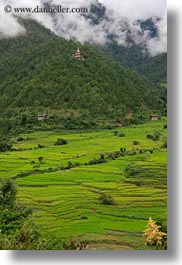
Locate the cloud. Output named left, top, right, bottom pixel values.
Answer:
left=146, top=15, right=167, bottom=56
left=0, top=0, right=167, bottom=56
left=101, top=0, right=166, bottom=20
left=0, top=0, right=26, bottom=38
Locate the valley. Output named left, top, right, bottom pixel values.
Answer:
left=0, top=120, right=167, bottom=249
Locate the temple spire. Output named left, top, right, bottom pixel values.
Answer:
left=74, top=47, right=84, bottom=60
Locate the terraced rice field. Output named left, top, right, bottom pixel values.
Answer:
left=0, top=120, right=167, bottom=249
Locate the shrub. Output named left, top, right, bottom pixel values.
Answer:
left=17, top=137, right=24, bottom=141
left=54, top=138, right=68, bottom=145
left=88, top=158, right=98, bottom=165
left=118, top=132, right=125, bottom=137
left=146, top=134, right=154, bottom=140
left=161, top=141, right=167, bottom=148
left=147, top=131, right=161, bottom=141
left=113, top=131, right=118, bottom=136
left=0, top=178, right=17, bottom=209
left=139, top=149, right=144, bottom=154
left=108, top=152, right=116, bottom=160
left=33, top=165, right=40, bottom=169
left=88, top=155, right=107, bottom=165
left=38, top=144, right=45, bottom=148
left=127, top=150, right=137, bottom=156
left=99, top=153, right=107, bottom=163
left=133, top=140, right=140, bottom=145
left=153, top=131, right=161, bottom=141
left=74, top=162, right=81, bottom=167
left=98, top=193, right=115, bottom=205
left=0, top=140, right=13, bottom=152
left=80, top=215, right=88, bottom=220
left=125, top=164, right=144, bottom=177
left=149, top=149, right=154, bottom=154
left=63, top=239, right=88, bottom=250
left=38, top=156, right=44, bottom=163
left=120, top=148, right=126, bottom=153
left=66, top=161, right=74, bottom=169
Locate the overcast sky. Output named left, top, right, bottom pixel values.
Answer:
left=101, top=0, right=166, bottom=20
left=0, top=0, right=167, bottom=56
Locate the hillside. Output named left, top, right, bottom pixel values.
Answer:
left=0, top=19, right=164, bottom=135
left=138, top=53, right=167, bottom=84
left=104, top=39, right=167, bottom=86
left=84, top=2, right=167, bottom=85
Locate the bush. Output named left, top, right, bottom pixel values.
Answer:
left=146, top=134, right=154, bottom=140
left=63, top=239, right=88, bottom=250
left=38, top=156, right=44, bottom=163
left=74, top=162, right=81, bottom=167
left=120, top=147, right=126, bottom=153
left=17, top=137, right=24, bottom=141
left=147, top=131, right=161, bottom=141
left=88, top=155, right=107, bottom=165
left=0, top=178, right=17, bottom=209
left=113, top=131, right=118, bottom=136
left=54, top=138, right=68, bottom=146
left=153, top=131, right=161, bottom=141
left=133, top=140, right=140, bottom=145
left=99, top=154, right=107, bottom=163
left=88, top=158, right=99, bottom=165
left=0, top=140, right=13, bottom=152
left=118, top=132, right=125, bottom=137
left=80, top=215, right=88, bottom=220
left=33, top=165, right=40, bottom=169
left=127, top=150, right=137, bottom=156
left=98, top=193, right=115, bottom=205
left=125, top=164, right=144, bottom=178
left=38, top=144, right=45, bottom=148
left=161, top=141, right=167, bottom=148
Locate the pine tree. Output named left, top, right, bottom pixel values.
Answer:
left=143, top=217, right=167, bottom=247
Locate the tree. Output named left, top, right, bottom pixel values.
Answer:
left=54, top=138, right=68, bottom=146
left=0, top=140, right=13, bottom=152
left=143, top=217, right=167, bottom=248
left=38, top=156, right=44, bottom=163
left=98, top=193, right=115, bottom=205
left=0, top=178, right=86, bottom=250
left=133, top=140, right=140, bottom=145
left=0, top=178, right=16, bottom=209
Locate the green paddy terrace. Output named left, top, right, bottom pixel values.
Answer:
left=0, top=120, right=167, bottom=250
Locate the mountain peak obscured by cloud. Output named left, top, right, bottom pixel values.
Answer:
left=0, top=0, right=167, bottom=56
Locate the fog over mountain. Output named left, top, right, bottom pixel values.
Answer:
left=0, top=0, right=167, bottom=56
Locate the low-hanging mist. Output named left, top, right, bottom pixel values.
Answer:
left=0, top=0, right=167, bottom=56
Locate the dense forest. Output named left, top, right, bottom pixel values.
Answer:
left=86, top=2, right=167, bottom=85
left=105, top=43, right=167, bottom=85
left=0, top=19, right=165, bottom=137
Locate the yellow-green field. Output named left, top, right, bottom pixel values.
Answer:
left=0, top=120, right=167, bottom=250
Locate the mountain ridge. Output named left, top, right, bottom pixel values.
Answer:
left=0, top=19, right=164, bottom=135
